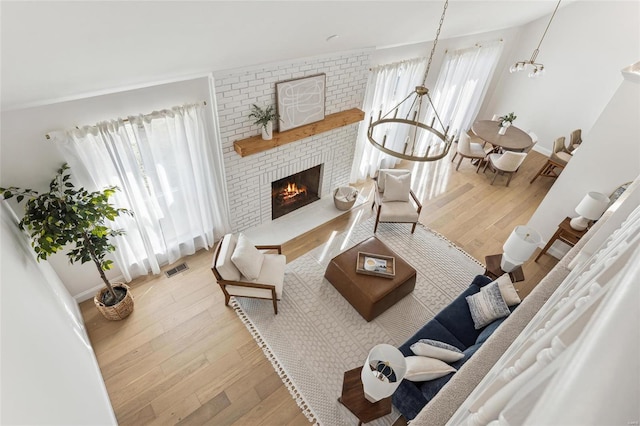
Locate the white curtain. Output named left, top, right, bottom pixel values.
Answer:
left=350, top=58, right=428, bottom=182
left=55, top=103, right=231, bottom=281
left=426, top=41, right=503, bottom=141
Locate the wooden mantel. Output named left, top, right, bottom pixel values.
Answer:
left=233, top=108, right=365, bottom=157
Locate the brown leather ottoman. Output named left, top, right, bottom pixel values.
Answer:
left=324, top=236, right=416, bottom=321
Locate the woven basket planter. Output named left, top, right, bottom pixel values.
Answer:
left=94, top=283, right=134, bottom=321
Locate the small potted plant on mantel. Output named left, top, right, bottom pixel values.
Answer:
left=249, top=104, right=280, bottom=140
left=0, top=164, right=135, bottom=321
left=498, top=112, right=517, bottom=135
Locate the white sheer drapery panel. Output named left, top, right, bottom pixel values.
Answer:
left=350, top=58, right=427, bottom=182
left=55, top=121, right=161, bottom=280
left=421, top=41, right=503, bottom=146
left=130, top=105, right=220, bottom=264
left=55, top=104, right=231, bottom=281
left=448, top=202, right=640, bottom=425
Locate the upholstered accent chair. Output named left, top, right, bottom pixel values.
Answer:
left=567, top=129, right=582, bottom=153
left=372, top=169, right=422, bottom=234
left=530, top=136, right=573, bottom=184
left=483, top=151, right=529, bottom=186
left=451, top=132, right=492, bottom=172
left=211, top=233, right=286, bottom=314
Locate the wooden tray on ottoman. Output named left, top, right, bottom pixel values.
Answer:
left=324, top=236, right=416, bottom=321
left=356, top=252, right=395, bottom=278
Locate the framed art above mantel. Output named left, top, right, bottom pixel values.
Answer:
left=276, top=74, right=326, bottom=132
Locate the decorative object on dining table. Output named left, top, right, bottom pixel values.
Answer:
left=248, top=104, right=280, bottom=140
left=509, top=0, right=562, bottom=78
left=569, top=192, right=610, bottom=231
left=366, top=0, right=454, bottom=162
left=361, top=344, right=407, bottom=403
left=500, top=225, right=542, bottom=272
left=356, top=251, right=396, bottom=277
left=498, top=112, right=517, bottom=135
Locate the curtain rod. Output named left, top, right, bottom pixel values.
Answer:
left=369, top=56, right=426, bottom=72
left=45, top=100, right=207, bottom=140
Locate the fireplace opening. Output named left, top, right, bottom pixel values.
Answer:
left=271, top=165, right=322, bottom=220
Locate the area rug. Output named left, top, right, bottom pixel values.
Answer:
left=231, top=218, right=484, bottom=425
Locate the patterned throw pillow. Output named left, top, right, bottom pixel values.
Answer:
left=466, top=281, right=511, bottom=329
left=410, top=339, right=464, bottom=362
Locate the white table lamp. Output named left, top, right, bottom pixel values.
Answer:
left=501, top=226, right=542, bottom=272
left=570, top=192, right=610, bottom=231
left=361, top=344, right=406, bottom=403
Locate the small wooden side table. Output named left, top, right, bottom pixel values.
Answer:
left=338, top=366, right=392, bottom=425
left=484, top=254, right=525, bottom=283
left=534, top=217, right=587, bottom=262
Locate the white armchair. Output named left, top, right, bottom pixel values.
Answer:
left=372, top=169, right=422, bottom=234
left=211, top=233, right=286, bottom=314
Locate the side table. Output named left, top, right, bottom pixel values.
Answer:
left=484, top=254, right=525, bottom=283
left=338, top=366, right=392, bottom=425
left=534, top=217, right=587, bottom=262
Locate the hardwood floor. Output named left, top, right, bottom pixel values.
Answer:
left=80, top=149, right=558, bottom=425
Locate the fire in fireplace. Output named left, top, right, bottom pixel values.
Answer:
left=271, top=165, right=322, bottom=220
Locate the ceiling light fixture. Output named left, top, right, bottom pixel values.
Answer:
left=367, top=0, right=453, bottom=162
left=510, top=0, right=562, bottom=78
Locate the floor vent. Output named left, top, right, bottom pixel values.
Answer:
left=165, top=262, right=189, bottom=278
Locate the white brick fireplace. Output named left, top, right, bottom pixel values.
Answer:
left=214, top=49, right=371, bottom=231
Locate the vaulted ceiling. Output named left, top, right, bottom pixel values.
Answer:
left=1, top=1, right=573, bottom=110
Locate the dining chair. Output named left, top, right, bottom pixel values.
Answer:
left=372, top=169, right=422, bottom=233
left=483, top=151, right=529, bottom=186
left=567, top=129, right=582, bottom=153
left=451, top=132, right=492, bottom=172
left=530, top=136, right=572, bottom=184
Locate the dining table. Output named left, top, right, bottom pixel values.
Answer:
left=471, top=120, right=533, bottom=152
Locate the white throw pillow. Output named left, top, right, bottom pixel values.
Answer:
left=231, top=233, right=264, bottom=281
left=382, top=173, right=411, bottom=202
left=496, top=274, right=521, bottom=306
left=466, top=281, right=511, bottom=329
left=410, top=339, right=464, bottom=363
left=404, top=356, right=457, bottom=382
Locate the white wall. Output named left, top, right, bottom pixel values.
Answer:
left=372, top=27, right=522, bottom=112
left=0, top=203, right=116, bottom=425
left=0, top=77, right=212, bottom=299
left=480, top=1, right=640, bottom=154
left=528, top=66, right=640, bottom=244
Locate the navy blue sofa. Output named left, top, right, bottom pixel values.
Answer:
left=392, top=275, right=516, bottom=420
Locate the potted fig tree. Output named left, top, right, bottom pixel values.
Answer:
left=249, top=103, right=280, bottom=140
left=0, top=163, right=135, bottom=320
